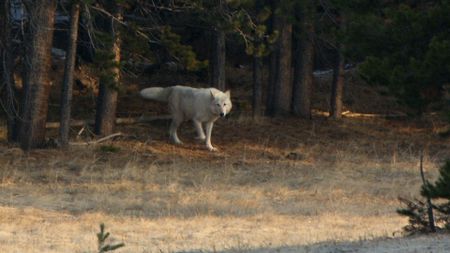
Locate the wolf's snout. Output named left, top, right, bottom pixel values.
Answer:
left=220, top=112, right=225, bottom=117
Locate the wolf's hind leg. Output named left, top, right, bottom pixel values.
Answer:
left=169, top=118, right=183, bottom=144
left=193, top=120, right=206, bottom=141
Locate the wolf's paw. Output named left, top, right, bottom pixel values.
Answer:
left=207, top=145, right=218, bottom=152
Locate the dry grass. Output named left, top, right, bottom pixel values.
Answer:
left=0, top=114, right=449, bottom=252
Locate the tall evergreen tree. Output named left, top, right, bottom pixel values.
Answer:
left=330, top=46, right=345, bottom=119
left=268, top=0, right=294, bottom=116
left=59, top=1, right=81, bottom=146
left=292, top=0, right=316, bottom=119
left=94, top=1, right=122, bottom=136
left=330, top=11, right=346, bottom=119
left=334, top=0, right=450, bottom=114
left=19, top=0, right=57, bottom=150
left=209, top=0, right=227, bottom=91
left=227, top=0, right=274, bottom=117
left=0, top=0, right=19, bottom=141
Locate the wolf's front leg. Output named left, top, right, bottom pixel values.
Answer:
left=193, top=120, right=206, bottom=141
left=169, top=119, right=183, bottom=144
left=205, top=121, right=216, bottom=151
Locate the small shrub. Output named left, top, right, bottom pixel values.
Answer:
left=398, top=159, right=450, bottom=234
left=96, top=223, right=125, bottom=253
left=397, top=197, right=445, bottom=234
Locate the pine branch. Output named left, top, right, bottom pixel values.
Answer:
left=89, top=5, right=157, bottom=43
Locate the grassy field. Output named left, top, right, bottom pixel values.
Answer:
left=0, top=113, right=449, bottom=252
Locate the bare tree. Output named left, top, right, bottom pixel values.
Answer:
left=59, top=1, right=81, bottom=147
left=19, top=0, right=57, bottom=150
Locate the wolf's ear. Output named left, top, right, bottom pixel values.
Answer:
left=210, top=90, right=215, bottom=100
left=225, top=90, right=231, bottom=98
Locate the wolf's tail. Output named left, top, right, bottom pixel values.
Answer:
left=140, top=87, right=172, bottom=102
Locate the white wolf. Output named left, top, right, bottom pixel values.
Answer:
left=140, top=85, right=232, bottom=151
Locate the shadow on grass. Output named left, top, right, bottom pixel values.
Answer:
left=174, top=234, right=449, bottom=253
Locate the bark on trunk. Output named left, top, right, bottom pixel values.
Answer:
left=95, top=81, right=119, bottom=135
left=266, top=45, right=278, bottom=116
left=265, top=0, right=277, bottom=116
left=252, top=56, right=263, bottom=118
left=19, top=0, right=57, bottom=150
left=292, top=5, right=315, bottom=119
left=1, top=0, right=19, bottom=141
left=330, top=48, right=345, bottom=119
left=59, top=2, right=80, bottom=147
left=94, top=4, right=121, bottom=136
left=271, top=16, right=293, bottom=116
left=330, top=13, right=346, bottom=120
left=210, top=28, right=226, bottom=91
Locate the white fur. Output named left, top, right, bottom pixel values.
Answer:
left=140, top=85, right=232, bottom=151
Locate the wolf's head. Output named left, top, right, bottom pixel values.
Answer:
left=210, top=89, right=232, bottom=118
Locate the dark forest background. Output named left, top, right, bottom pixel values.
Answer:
left=0, top=0, right=449, bottom=150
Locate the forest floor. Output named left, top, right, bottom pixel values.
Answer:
left=1, top=67, right=450, bottom=252
left=1, top=113, right=450, bottom=252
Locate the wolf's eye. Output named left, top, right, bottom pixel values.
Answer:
left=216, top=103, right=220, bottom=106
left=224, top=103, right=227, bottom=106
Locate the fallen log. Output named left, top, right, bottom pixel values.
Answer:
left=341, top=111, right=407, bottom=118
left=69, top=132, right=124, bottom=146
left=311, top=109, right=407, bottom=119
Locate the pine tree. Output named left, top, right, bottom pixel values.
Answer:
left=96, top=223, right=125, bottom=253
left=59, top=1, right=81, bottom=147
left=422, top=160, right=450, bottom=203
left=226, top=0, right=275, bottom=117
left=398, top=159, right=450, bottom=233
left=292, top=0, right=316, bottom=119
left=0, top=0, right=19, bottom=142
left=267, top=0, right=294, bottom=116
left=94, top=1, right=122, bottom=136
left=19, top=0, right=57, bottom=150
left=342, top=1, right=450, bottom=114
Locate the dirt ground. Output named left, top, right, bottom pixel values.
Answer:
left=2, top=66, right=450, bottom=252
left=0, top=112, right=450, bottom=252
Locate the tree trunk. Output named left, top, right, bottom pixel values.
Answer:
left=1, top=0, right=19, bottom=142
left=95, top=82, right=119, bottom=135
left=330, top=13, right=346, bottom=120
left=19, top=0, right=56, bottom=150
left=265, top=0, right=278, bottom=116
left=330, top=48, right=345, bottom=119
left=292, top=2, right=315, bottom=119
left=94, top=4, right=122, bottom=136
left=59, top=2, right=80, bottom=147
left=252, top=56, right=263, bottom=118
left=210, top=28, right=226, bottom=91
left=271, top=16, right=293, bottom=116
left=266, top=42, right=278, bottom=116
